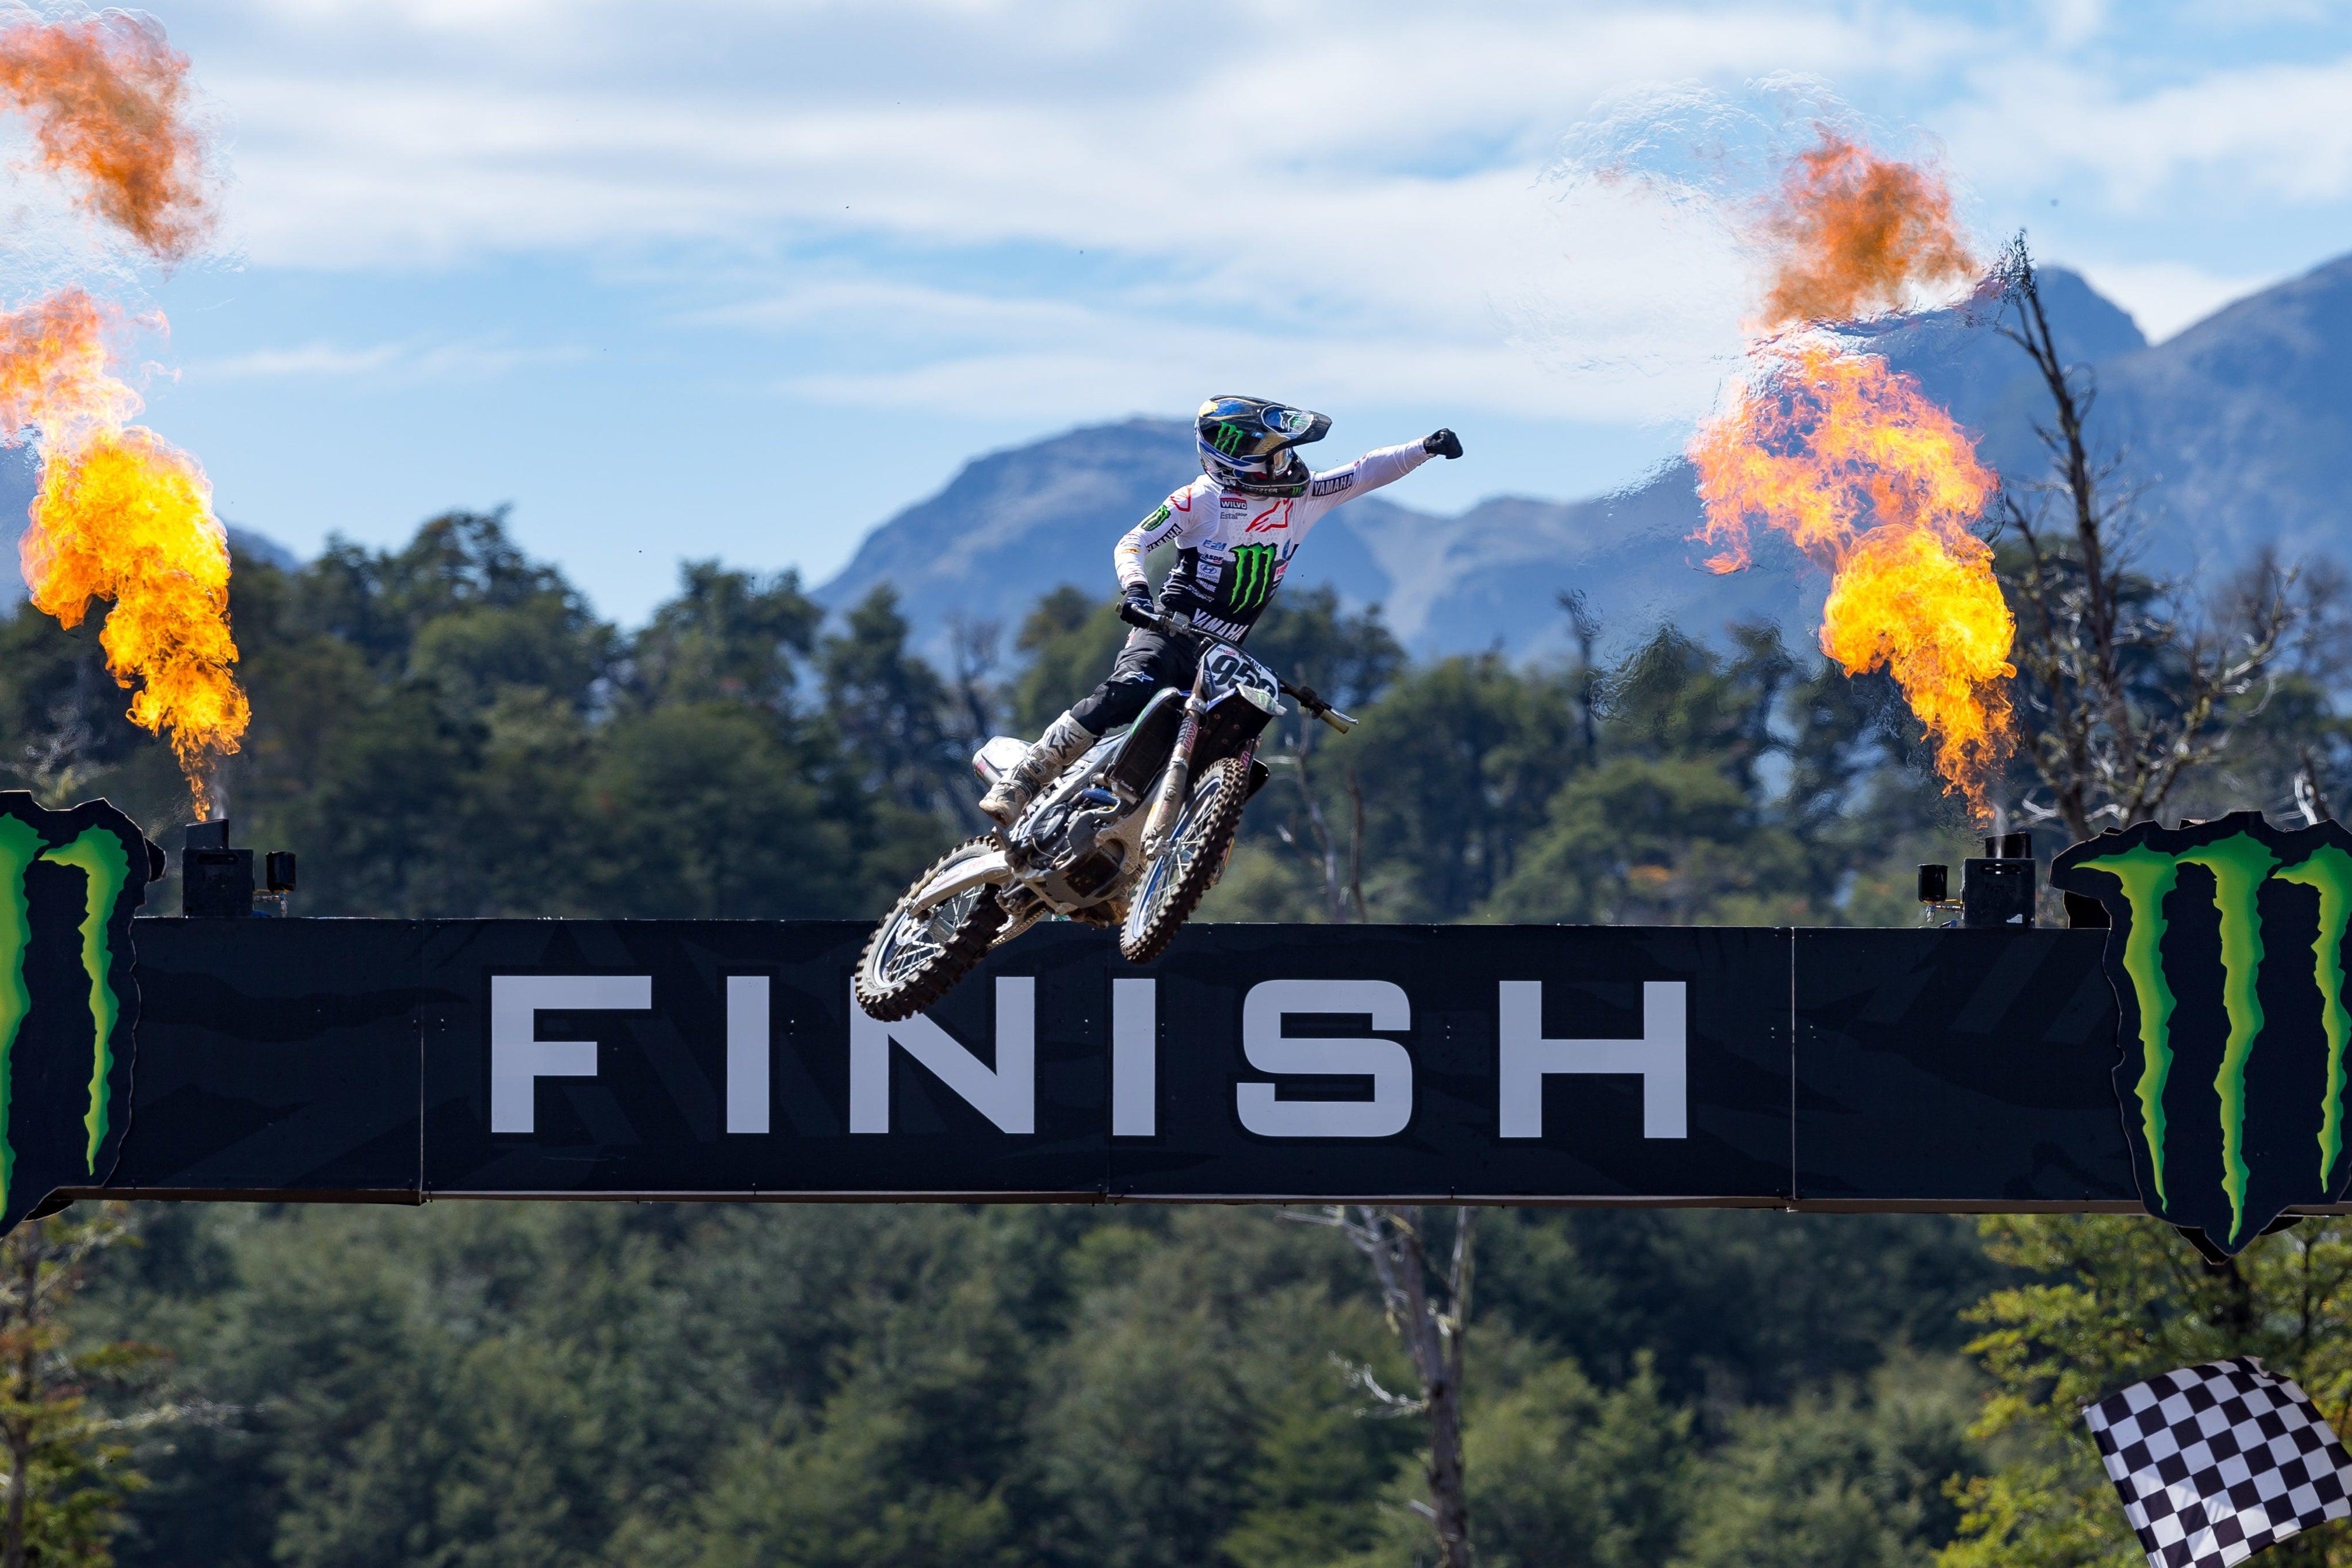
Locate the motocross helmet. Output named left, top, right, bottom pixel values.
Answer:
left=1196, top=395, right=1331, bottom=495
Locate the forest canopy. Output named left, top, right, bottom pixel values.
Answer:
left=3, top=509, right=2350, bottom=1565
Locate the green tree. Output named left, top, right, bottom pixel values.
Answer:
left=583, top=703, right=863, bottom=917
left=624, top=561, right=823, bottom=714
left=1678, top=1355, right=1982, bottom=1568
left=1341, top=1354, right=1694, bottom=1568
left=1322, top=654, right=1580, bottom=920
left=1008, top=585, right=1127, bottom=735
left=1482, top=754, right=1810, bottom=925
left=0, top=1206, right=173, bottom=1568
left=823, top=587, right=965, bottom=821
left=1944, top=1216, right=2352, bottom=1568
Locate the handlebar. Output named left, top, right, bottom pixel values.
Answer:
left=1119, top=602, right=1358, bottom=734
left=1284, top=681, right=1359, bottom=735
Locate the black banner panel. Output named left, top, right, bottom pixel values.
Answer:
left=89, top=916, right=2186, bottom=1211
left=1792, top=929, right=2139, bottom=1209
left=118, top=919, right=426, bottom=1199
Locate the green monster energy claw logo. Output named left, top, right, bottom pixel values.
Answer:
left=1221, top=543, right=1279, bottom=613
left=1212, top=422, right=1250, bottom=456
left=0, top=794, right=146, bottom=1236
left=2057, top=813, right=2352, bottom=1251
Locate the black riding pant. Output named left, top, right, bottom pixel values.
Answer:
left=1068, top=627, right=1200, bottom=736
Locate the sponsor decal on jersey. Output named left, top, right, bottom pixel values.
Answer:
left=1244, top=501, right=1291, bottom=533
left=1192, top=611, right=1250, bottom=641
left=1138, top=502, right=1171, bottom=531
left=0, top=794, right=148, bottom=1234
left=1217, top=542, right=1282, bottom=614
left=1309, top=472, right=1354, bottom=498
left=2054, top=813, right=2352, bottom=1253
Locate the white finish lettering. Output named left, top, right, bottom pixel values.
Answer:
left=1237, top=979, right=1412, bottom=1139
left=851, top=978, right=1035, bottom=1134
left=726, top=976, right=771, bottom=1135
left=1497, top=980, right=1687, bottom=1139
left=1112, top=977, right=1156, bottom=1136
left=490, top=975, right=652, bottom=1134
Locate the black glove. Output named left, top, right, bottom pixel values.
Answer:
left=1118, top=583, right=1159, bottom=630
left=1423, top=428, right=1463, bottom=459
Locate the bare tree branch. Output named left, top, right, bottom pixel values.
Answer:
left=1994, top=234, right=2296, bottom=838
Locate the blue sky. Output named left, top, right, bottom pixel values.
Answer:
left=32, top=0, right=2352, bottom=622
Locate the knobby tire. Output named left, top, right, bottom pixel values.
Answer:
left=853, top=837, right=1009, bottom=1021
left=1118, top=755, right=1248, bottom=964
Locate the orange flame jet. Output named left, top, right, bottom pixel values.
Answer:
left=1689, top=129, right=2013, bottom=815
left=1692, top=342, right=2012, bottom=807
left=4, top=291, right=248, bottom=815
left=0, top=16, right=241, bottom=814
left=0, top=12, right=213, bottom=265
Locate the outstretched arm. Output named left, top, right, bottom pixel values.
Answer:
left=1304, top=429, right=1464, bottom=505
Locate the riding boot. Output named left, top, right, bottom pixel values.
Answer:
left=980, top=710, right=1098, bottom=826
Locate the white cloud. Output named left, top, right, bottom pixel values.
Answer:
left=79, top=0, right=2352, bottom=515
left=1945, top=52, right=2352, bottom=209
left=192, top=337, right=586, bottom=383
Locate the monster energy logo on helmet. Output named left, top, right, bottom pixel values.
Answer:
left=1218, top=544, right=1281, bottom=614
left=2056, top=812, right=2352, bottom=1255
left=0, top=793, right=148, bottom=1238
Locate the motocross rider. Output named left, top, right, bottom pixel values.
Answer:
left=979, top=395, right=1462, bottom=826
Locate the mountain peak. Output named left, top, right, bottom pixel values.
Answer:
left=818, top=256, right=2334, bottom=661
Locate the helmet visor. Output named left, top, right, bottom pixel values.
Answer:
left=1199, top=397, right=1331, bottom=463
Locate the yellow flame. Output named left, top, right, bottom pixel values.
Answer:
left=4, top=290, right=247, bottom=813
left=1690, top=340, right=2013, bottom=813
left=1689, top=128, right=2014, bottom=820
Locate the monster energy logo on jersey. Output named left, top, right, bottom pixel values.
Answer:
left=1218, top=543, right=1281, bottom=615
left=0, top=794, right=148, bottom=1238
left=2055, top=813, right=2352, bottom=1253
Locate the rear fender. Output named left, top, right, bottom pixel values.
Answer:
left=971, top=735, right=1028, bottom=788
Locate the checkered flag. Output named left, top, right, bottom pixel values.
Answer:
left=2084, top=1357, right=2352, bottom=1567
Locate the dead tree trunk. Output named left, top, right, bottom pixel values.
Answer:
left=1301, top=1204, right=1476, bottom=1566
left=1994, top=234, right=2292, bottom=836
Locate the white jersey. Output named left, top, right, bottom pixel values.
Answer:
left=1114, top=442, right=1431, bottom=641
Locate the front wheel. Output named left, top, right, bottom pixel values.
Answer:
left=855, top=838, right=1009, bottom=1021
left=1119, top=755, right=1248, bottom=964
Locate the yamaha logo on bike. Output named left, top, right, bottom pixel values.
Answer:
left=2056, top=813, right=2352, bottom=1254
left=0, top=793, right=149, bottom=1233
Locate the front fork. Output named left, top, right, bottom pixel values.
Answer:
left=1140, top=665, right=1211, bottom=858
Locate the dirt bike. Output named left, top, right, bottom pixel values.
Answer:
left=853, top=606, right=1357, bottom=1021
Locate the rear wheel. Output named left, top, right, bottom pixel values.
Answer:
left=854, top=838, right=1008, bottom=1021
left=1118, top=755, right=1248, bottom=964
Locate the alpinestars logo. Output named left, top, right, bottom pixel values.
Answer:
left=2056, top=813, right=2352, bottom=1253
left=0, top=793, right=148, bottom=1236
left=1217, top=543, right=1281, bottom=614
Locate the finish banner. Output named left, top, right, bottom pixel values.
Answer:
left=106, top=915, right=2150, bottom=1214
